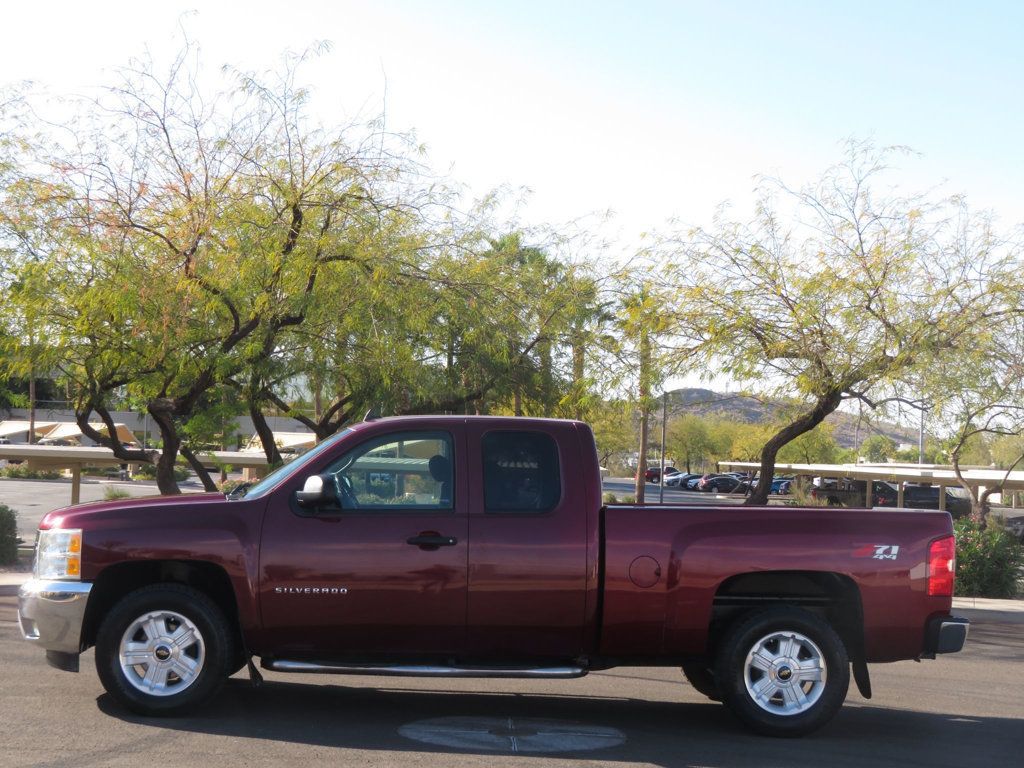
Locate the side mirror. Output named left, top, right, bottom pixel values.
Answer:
left=296, top=474, right=326, bottom=508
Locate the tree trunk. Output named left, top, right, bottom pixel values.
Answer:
left=572, top=328, right=585, bottom=421
left=180, top=445, right=218, bottom=492
left=635, top=407, right=649, bottom=503
left=28, top=371, right=35, bottom=445
left=147, top=404, right=182, bottom=495
left=952, top=452, right=991, bottom=528
left=539, top=337, right=553, bottom=417
left=250, top=401, right=283, bottom=466
left=634, top=328, right=652, bottom=504
left=747, top=388, right=844, bottom=505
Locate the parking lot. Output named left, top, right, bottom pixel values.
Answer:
left=1, top=588, right=1021, bottom=768
left=2, top=476, right=1022, bottom=767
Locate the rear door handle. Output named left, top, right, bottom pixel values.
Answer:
left=407, top=533, right=458, bottom=549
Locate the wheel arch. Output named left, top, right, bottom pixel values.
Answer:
left=709, top=570, right=869, bottom=698
left=81, top=560, right=243, bottom=656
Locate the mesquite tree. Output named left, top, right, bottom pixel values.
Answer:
left=670, top=143, right=1014, bottom=505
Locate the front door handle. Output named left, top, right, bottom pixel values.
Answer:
left=407, top=532, right=458, bottom=549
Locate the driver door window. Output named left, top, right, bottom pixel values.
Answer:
left=324, top=431, right=454, bottom=511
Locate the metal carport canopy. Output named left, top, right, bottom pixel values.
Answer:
left=718, top=461, right=1024, bottom=490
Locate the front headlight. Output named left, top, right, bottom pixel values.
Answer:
left=34, top=528, right=83, bottom=580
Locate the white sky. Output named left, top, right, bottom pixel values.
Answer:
left=3, top=0, right=1021, bottom=247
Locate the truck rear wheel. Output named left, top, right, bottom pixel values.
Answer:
left=714, top=607, right=849, bottom=737
left=95, top=584, right=233, bottom=716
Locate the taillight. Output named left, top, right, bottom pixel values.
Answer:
left=927, top=535, right=956, bottom=596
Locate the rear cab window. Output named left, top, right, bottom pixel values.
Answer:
left=482, top=430, right=561, bottom=513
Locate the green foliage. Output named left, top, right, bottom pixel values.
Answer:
left=590, top=400, right=635, bottom=470
left=949, top=432, right=992, bottom=467
left=776, top=423, right=841, bottom=464
left=787, top=483, right=830, bottom=507
left=602, top=492, right=619, bottom=504
left=860, top=435, right=897, bottom=462
left=0, top=504, right=17, bottom=565
left=132, top=463, right=190, bottom=481
left=0, top=465, right=61, bottom=480
left=892, top=440, right=943, bottom=464
left=102, top=487, right=132, bottom=500
left=989, top=434, right=1024, bottom=470
left=667, top=415, right=715, bottom=473
left=954, top=518, right=1024, bottom=598
left=218, top=478, right=247, bottom=494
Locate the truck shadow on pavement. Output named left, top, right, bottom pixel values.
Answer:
left=96, top=675, right=1023, bottom=767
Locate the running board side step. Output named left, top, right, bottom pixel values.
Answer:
left=262, top=660, right=588, bottom=679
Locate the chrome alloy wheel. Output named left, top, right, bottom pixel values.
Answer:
left=118, top=610, right=206, bottom=697
left=743, top=631, right=827, bottom=716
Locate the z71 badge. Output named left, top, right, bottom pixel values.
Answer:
left=853, top=544, right=900, bottom=560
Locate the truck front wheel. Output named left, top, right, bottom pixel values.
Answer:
left=95, top=584, right=234, bottom=716
left=714, top=607, right=849, bottom=737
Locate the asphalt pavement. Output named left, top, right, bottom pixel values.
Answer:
left=1, top=587, right=1022, bottom=767
left=1, top=477, right=1022, bottom=766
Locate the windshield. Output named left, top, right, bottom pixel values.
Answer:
left=231, top=429, right=353, bottom=500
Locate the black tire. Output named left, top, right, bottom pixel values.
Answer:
left=681, top=662, right=720, bottom=701
left=714, top=607, right=849, bottom=737
left=95, top=583, right=234, bottom=716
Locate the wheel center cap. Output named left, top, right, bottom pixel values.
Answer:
left=154, top=645, right=171, bottom=661
left=777, top=664, right=793, bottom=681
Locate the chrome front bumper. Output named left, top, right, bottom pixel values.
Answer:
left=18, top=579, right=92, bottom=661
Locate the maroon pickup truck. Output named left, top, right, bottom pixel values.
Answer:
left=18, top=415, right=968, bottom=736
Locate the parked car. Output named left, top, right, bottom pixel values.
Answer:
left=810, top=479, right=973, bottom=517
left=19, top=415, right=968, bottom=737
left=770, top=477, right=794, bottom=495
left=685, top=474, right=707, bottom=489
left=642, top=465, right=678, bottom=483
left=770, top=479, right=794, bottom=495
left=665, top=472, right=702, bottom=488
left=697, top=474, right=748, bottom=493
left=1002, top=514, right=1024, bottom=543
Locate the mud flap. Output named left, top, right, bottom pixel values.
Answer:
left=852, top=657, right=871, bottom=699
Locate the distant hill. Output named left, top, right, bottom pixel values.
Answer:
left=668, top=388, right=918, bottom=449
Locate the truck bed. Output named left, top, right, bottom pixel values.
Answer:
left=599, top=504, right=955, bottom=662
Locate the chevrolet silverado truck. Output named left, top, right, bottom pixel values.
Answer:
left=18, top=415, right=968, bottom=736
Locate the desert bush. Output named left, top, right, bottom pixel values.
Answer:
left=954, top=518, right=1024, bottom=598
left=0, top=504, right=17, bottom=565
left=787, top=483, right=831, bottom=507
left=103, top=487, right=132, bottom=500
left=132, top=463, right=190, bottom=481
left=0, top=465, right=62, bottom=480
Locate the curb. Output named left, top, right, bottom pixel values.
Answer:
left=953, top=596, right=1024, bottom=624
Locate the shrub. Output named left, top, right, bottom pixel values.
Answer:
left=602, top=493, right=618, bottom=504
left=103, top=487, right=132, bottom=500
left=954, top=518, right=1024, bottom=598
left=0, top=465, right=62, bottom=480
left=0, top=504, right=17, bottom=565
left=218, top=478, right=247, bottom=495
left=133, top=463, right=190, bottom=481
left=787, top=484, right=830, bottom=507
